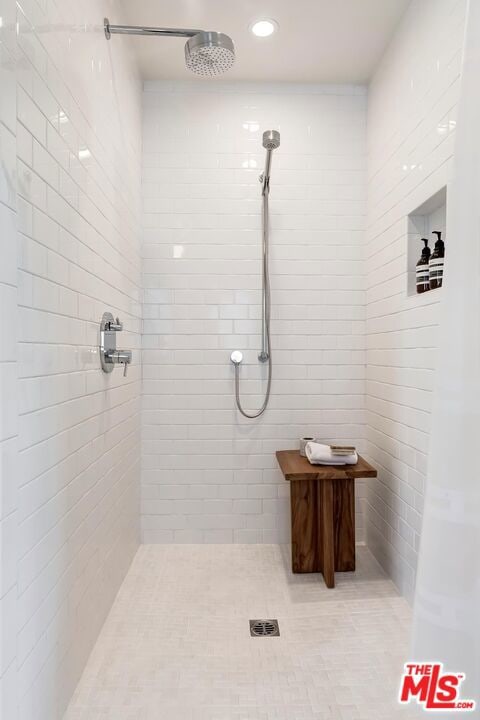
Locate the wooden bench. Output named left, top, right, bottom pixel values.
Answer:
left=276, top=450, right=377, bottom=588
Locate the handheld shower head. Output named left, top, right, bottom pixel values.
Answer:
left=262, top=130, right=280, bottom=150
left=185, top=32, right=235, bottom=76
left=260, top=130, right=280, bottom=193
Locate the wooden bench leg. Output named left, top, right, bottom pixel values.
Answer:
left=320, top=478, right=335, bottom=588
left=290, top=480, right=319, bottom=572
left=334, top=478, right=356, bottom=572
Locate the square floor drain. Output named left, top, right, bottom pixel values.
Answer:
left=249, top=619, right=280, bottom=637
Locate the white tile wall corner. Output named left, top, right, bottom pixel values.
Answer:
left=1, top=0, right=143, bottom=718
left=365, top=0, right=467, bottom=602
left=0, top=1, right=19, bottom=717
left=141, top=81, right=368, bottom=545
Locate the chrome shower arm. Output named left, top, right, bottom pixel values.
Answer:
left=104, top=19, right=202, bottom=40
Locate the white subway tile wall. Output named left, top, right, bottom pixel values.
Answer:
left=2, top=1, right=143, bottom=718
left=141, top=82, right=367, bottom=544
left=0, top=1, right=18, bottom=717
left=365, top=0, right=467, bottom=602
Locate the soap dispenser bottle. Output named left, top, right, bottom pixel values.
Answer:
left=429, top=231, right=445, bottom=289
left=416, top=238, right=431, bottom=294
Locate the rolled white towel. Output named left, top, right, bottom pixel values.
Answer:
left=305, top=442, right=358, bottom=466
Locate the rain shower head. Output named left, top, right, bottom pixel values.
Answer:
left=185, top=32, right=235, bottom=76
left=263, top=130, right=280, bottom=150
left=104, top=19, right=235, bottom=77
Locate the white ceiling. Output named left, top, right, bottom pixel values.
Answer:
left=118, top=0, right=411, bottom=83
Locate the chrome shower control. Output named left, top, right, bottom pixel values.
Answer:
left=107, top=317, right=123, bottom=331
left=106, top=349, right=132, bottom=376
left=230, top=350, right=243, bottom=365
left=100, top=312, right=132, bottom=376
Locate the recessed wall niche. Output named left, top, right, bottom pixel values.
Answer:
left=407, top=186, right=446, bottom=296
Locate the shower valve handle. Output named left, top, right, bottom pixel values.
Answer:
left=108, top=317, right=123, bottom=331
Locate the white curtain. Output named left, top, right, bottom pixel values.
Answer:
left=412, top=0, right=480, bottom=713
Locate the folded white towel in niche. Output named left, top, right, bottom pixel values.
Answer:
left=305, top=442, right=358, bottom=466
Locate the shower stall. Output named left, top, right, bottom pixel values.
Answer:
left=0, top=0, right=475, bottom=718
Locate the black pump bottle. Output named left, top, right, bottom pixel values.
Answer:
left=416, top=238, right=431, bottom=294
left=429, top=231, right=445, bottom=289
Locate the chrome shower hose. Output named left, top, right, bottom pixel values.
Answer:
left=233, top=189, right=272, bottom=418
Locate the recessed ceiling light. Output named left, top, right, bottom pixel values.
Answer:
left=250, top=19, right=277, bottom=38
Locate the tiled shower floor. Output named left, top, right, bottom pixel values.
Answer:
left=64, top=545, right=421, bottom=720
